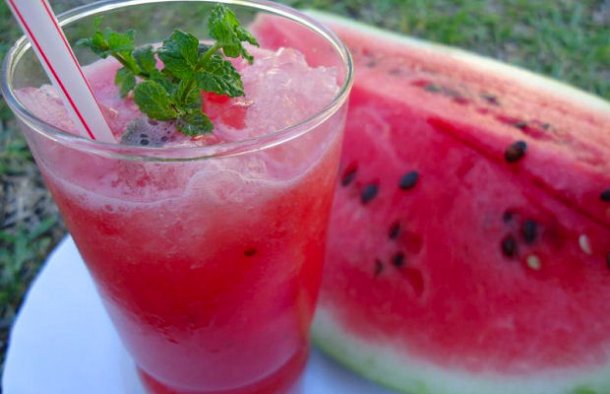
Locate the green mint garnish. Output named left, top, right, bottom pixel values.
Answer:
left=78, top=4, right=259, bottom=135
left=208, top=5, right=259, bottom=63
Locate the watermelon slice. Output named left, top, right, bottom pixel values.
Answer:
left=252, top=11, right=610, bottom=394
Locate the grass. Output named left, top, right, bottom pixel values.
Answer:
left=0, top=0, right=609, bottom=377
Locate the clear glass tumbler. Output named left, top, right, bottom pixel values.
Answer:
left=1, top=1, right=353, bottom=393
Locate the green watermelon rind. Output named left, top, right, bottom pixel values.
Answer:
left=304, top=10, right=610, bottom=394
left=314, top=307, right=610, bottom=394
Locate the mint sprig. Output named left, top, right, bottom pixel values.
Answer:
left=78, top=4, right=258, bottom=135
left=208, top=5, right=259, bottom=63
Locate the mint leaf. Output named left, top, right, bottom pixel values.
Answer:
left=133, top=80, right=177, bottom=121
left=208, top=5, right=259, bottom=63
left=175, top=94, right=212, bottom=135
left=174, top=78, right=199, bottom=105
left=77, top=29, right=140, bottom=72
left=115, top=67, right=136, bottom=97
left=158, top=30, right=199, bottom=80
left=77, top=31, right=111, bottom=58
left=105, top=28, right=136, bottom=54
left=133, top=46, right=157, bottom=75
left=196, top=55, right=243, bottom=97
left=177, top=111, right=213, bottom=136
left=104, top=28, right=139, bottom=71
left=150, top=70, right=176, bottom=95
left=81, top=4, right=256, bottom=135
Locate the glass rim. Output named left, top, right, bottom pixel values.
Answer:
left=0, top=0, right=353, bottom=162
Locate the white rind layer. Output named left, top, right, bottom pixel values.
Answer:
left=314, top=308, right=610, bottom=394
left=306, top=10, right=610, bottom=115
left=306, top=10, right=610, bottom=394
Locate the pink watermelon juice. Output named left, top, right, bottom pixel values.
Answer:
left=3, top=3, right=353, bottom=393
left=48, top=119, right=338, bottom=394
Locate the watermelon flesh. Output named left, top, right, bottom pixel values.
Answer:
left=252, top=12, right=610, bottom=394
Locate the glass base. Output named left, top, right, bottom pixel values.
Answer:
left=138, top=349, right=308, bottom=394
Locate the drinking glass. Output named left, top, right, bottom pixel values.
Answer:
left=1, top=1, right=353, bottom=393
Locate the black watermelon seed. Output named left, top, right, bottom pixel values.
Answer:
left=244, top=248, right=257, bottom=257
left=425, top=83, right=442, bottom=93
left=374, top=259, right=383, bottom=277
left=140, top=139, right=150, bottom=146
left=502, top=210, right=514, bottom=223
left=392, top=252, right=406, bottom=268
left=504, top=141, right=527, bottom=163
left=389, top=221, right=401, bottom=240
left=501, top=235, right=518, bottom=258
left=600, top=188, right=610, bottom=202
left=607, top=253, right=610, bottom=269
left=481, top=92, right=500, bottom=106
left=399, top=171, right=420, bottom=190
left=522, top=219, right=538, bottom=244
left=512, top=121, right=528, bottom=130
left=341, top=165, right=358, bottom=187
left=361, top=183, right=379, bottom=204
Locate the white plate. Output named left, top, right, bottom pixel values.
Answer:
left=3, top=236, right=396, bottom=394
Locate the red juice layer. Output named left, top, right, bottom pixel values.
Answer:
left=42, top=139, right=340, bottom=392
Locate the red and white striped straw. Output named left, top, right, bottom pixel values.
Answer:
left=6, top=0, right=115, bottom=143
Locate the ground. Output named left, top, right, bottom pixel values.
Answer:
left=0, top=0, right=608, bottom=375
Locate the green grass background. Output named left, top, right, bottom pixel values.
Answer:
left=0, top=0, right=609, bottom=375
